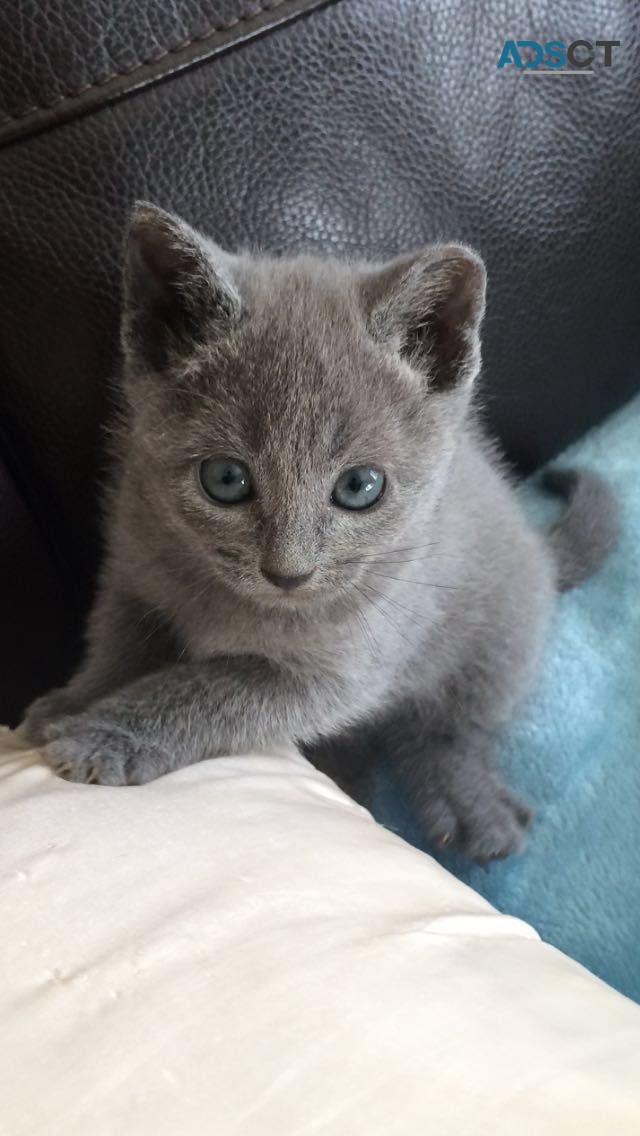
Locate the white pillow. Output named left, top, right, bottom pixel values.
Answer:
left=1, top=728, right=639, bottom=1135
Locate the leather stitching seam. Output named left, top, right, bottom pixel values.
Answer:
left=0, top=0, right=287, bottom=124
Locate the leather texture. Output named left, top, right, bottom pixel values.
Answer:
left=1, top=0, right=639, bottom=723
left=0, top=0, right=330, bottom=145
left=0, top=460, right=77, bottom=725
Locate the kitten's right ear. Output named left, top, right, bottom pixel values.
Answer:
left=122, top=202, right=241, bottom=371
left=360, top=244, right=486, bottom=393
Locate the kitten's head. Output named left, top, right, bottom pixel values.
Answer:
left=119, top=203, right=485, bottom=612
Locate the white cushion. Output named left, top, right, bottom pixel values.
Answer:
left=1, top=728, right=639, bottom=1134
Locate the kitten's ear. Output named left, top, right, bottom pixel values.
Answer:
left=122, top=202, right=241, bottom=371
left=361, top=245, right=486, bottom=391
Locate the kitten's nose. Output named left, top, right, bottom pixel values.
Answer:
left=261, top=567, right=315, bottom=591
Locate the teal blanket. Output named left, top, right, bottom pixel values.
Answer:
left=374, top=396, right=640, bottom=1002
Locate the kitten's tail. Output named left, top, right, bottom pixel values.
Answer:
left=543, top=468, right=619, bottom=592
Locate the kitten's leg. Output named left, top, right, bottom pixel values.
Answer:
left=389, top=546, right=553, bottom=863
left=37, top=656, right=381, bottom=786
left=389, top=714, right=532, bottom=863
left=22, top=587, right=178, bottom=745
left=307, top=716, right=528, bottom=859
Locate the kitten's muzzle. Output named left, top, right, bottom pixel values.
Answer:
left=260, top=568, right=315, bottom=591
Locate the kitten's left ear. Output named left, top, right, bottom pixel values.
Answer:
left=122, top=202, right=241, bottom=371
left=361, top=245, right=486, bottom=391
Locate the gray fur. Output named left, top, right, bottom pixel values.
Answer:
left=543, top=468, right=619, bottom=590
left=22, top=204, right=617, bottom=862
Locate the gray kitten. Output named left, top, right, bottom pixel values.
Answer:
left=22, top=204, right=617, bottom=862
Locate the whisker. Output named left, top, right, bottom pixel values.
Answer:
left=358, top=578, right=434, bottom=635
left=339, top=540, right=444, bottom=565
left=370, top=540, right=449, bottom=556
left=367, top=571, right=459, bottom=592
left=361, top=580, right=433, bottom=627
left=353, top=603, right=380, bottom=659
left=342, top=550, right=465, bottom=568
left=136, top=607, right=167, bottom=648
left=355, top=582, right=424, bottom=654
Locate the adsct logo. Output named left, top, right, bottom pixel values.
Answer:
left=497, top=39, right=620, bottom=74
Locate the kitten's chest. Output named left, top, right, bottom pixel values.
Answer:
left=181, top=599, right=365, bottom=676
left=179, top=587, right=437, bottom=704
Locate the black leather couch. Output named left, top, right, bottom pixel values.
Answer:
left=1, top=0, right=639, bottom=726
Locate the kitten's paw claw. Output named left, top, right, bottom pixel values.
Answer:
left=460, top=792, right=532, bottom=864
left=425, top=787, right=532, bottom=864
left=41, top=716, right=170, bottom=786
left=423, top=795, right=460, bottom=850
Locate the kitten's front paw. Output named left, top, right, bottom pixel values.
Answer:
left=41, top=715, right=172, bottom=786
left=425, top=786, right=532, bottom=864
left=459, top=791, right=532, bottom=864
left=21, top=688, right=84, bottom=747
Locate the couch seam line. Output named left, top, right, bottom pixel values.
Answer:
left=0, top=0, right=288, bottom=124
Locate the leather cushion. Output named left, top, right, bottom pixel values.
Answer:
left=0, top=0, right=329, bottom=144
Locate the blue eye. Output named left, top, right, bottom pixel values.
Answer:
left=199, top=458, right=252, bottom=504
left=332, top=467, right=386, bottom=511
